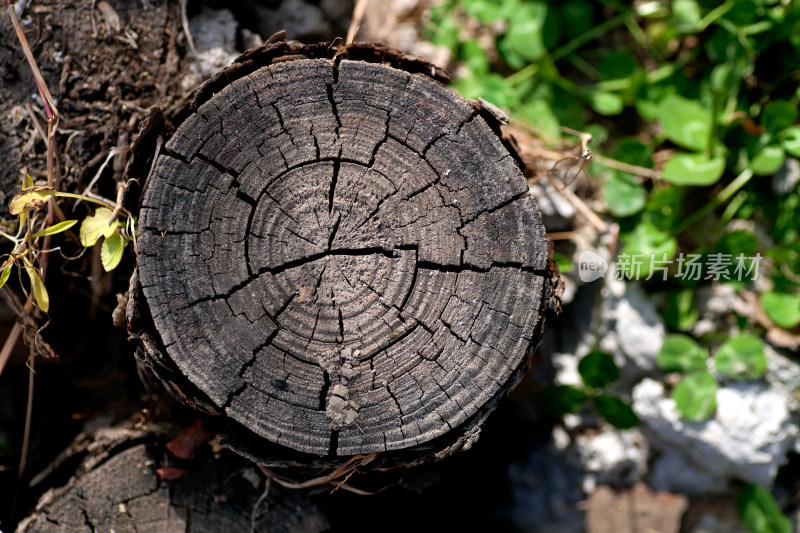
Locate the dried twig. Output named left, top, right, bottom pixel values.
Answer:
left=346, top=0, right=369, bottom=45
left=179, top=0, right=200, bottom=69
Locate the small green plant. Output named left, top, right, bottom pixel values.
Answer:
left=737, top=484, right=792, bottom=533
left=656, top=333, right=767, bottom=421
left=541, top=351, right=639, bottom=429
left=0, top=175, right=136, bottom=312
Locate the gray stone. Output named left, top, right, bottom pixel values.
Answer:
left=633, top=378, right=798, bottom=489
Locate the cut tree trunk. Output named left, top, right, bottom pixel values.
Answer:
left=16, top=421, right=329, bottom=532
left=126, top=39, right=561, bottom=467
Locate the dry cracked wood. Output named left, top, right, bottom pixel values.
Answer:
left=16, top=423, right=328, bottom=532
left=136, top=56, right=555, bottom=458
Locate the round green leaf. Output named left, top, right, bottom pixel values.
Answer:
left=590, top=91, right=624, bottom=116
left=657, top=333, right=707, bottom=374
left=645, top=186, right=684, bottom=231
left=762, top=291, right=800, bottom=329
left=501, top=3, right=548, bottom=61
left=661, top=289, right=698, bottom=332
left=722, top=0, right=757, bottom=26
left=613, top=137, right=653, bottom=167
left=779, top=126, right=800, bottom=158
left=658, top=95, right=711, bottom=150
left=751, top=145, right=786, bottom=176
left=618, top=221, right=677, bottom=279
left=599, top=52, right=638, bottom=80
left=669, top=0, right=701, bottom=32
left=604, top=172, right=647, bottom=217
left=672, top=371, right=718, bottom=421
left=560, top=0, right=594, bottom=39
left=714, top=334, right=767, bottom=380
left=578, top=351, right=620, bottom=389
left=101, top=232, right=125, bottom=272
left=540, top=384, right=589, bottom=417
left=761, top=100, right=798, bottom=135
left=80, top=207, right=118, bottom=247
left=593, top=395, right=639, bottom=429
left=737, top=484, right=793, bottom=533
left=9, top=186, right=58, bottom=215
left=662, top=153, right=725, bottom=186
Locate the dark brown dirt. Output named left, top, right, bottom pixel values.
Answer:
left=0, top=0, right=188, bottom=216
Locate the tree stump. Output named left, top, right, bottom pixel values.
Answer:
left=16, top=422, right=329, bottom=532
left=128, top=41, right=561, bottom=464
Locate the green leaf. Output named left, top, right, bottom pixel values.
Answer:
left=31, top=219, right=79, bottom=239
left=460, top=39, right=490, bottom=77
left=618, top=221, right=677, bottom=279
left=722, top=0, right=757, bottom=26
left=552, top=252, right=572, bottom=273
left=540, top=384, right=589, bottom=417
left=0, top=263, right=12, bottom=290
left=751, top=145, right=786, bottom=176
left=22, top=173, right=34, bottom=188
left=670, top=0, right=701, bottom=32
left=659, top=95, right=712, bottom=150
left=662, top=153, right=726, bottom=185
left=519, top=99, right=561, bottom=137
left=761, top=100, right=798, bottom=135
left=614, top=138, right=653, bottom=167
left=578, top=351, right=620, bottom=389
left=590, top=91, right=624, bottom=116
left=80, top=207, right=118, bottom=247
left=715, top=334, right=767, bottom=380
left=645, top=186, right=684, bottom=231
left=673, top=371, right=717, bottom=421
left=593, top=395, right=639, bottom=429
left=100, top=232, right=125, bottom=272
left=599, top=52, right=638, bottom=81
left=560, top=0, right=593, bottom=39
left=762, top=291, right=800, bottom=329
left=500, top=2, right=548, bottom=62
left=9, top=186, right=58, bottom=215
left=662, top=289, right=698, bottom=331
left=604, top=172, right=647, bottom=217
left=779, top=126, right=800, bottom=158
left=25, top=265, right=49, bottom=313
left=657, top=334, right=708, bottom=374
left=737, top=484, right=792, bottom=533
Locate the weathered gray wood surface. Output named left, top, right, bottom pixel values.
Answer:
left=16, top=423, right=328, bottom=532
left=133, top=48, right=559, bottom=460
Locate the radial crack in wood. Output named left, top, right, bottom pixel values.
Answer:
left=133, top=49, right=558, bottom=460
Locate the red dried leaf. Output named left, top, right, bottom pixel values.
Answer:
left=156, top=467, right=188, bottom=480
left=166, top=419, right=214, bottom=459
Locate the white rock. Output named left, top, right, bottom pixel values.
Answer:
left=599, top=278, right=666, bottom=379
left=189, top=8, right=238, bottom=74
left=552, top=353, right=582, bottom=388
left=256, top=0, right=330, bottom=41
left=574, top=428, right=648, bottom=488
left=772, top=157, right=800, bottom=195
left=633, top=378, right=798, bottom=488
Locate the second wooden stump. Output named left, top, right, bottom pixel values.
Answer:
left=130, top=42, right=559, bottom=462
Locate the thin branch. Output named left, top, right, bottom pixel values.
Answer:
left=592, top=153, right=662, bottom=180
left=179, top=0, right=200, bottom=70
left=18, top=344, right=35, bottom=480
left=0, top=320, right=22, bottom=378
left=346, top=0, right=369, bottom=45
